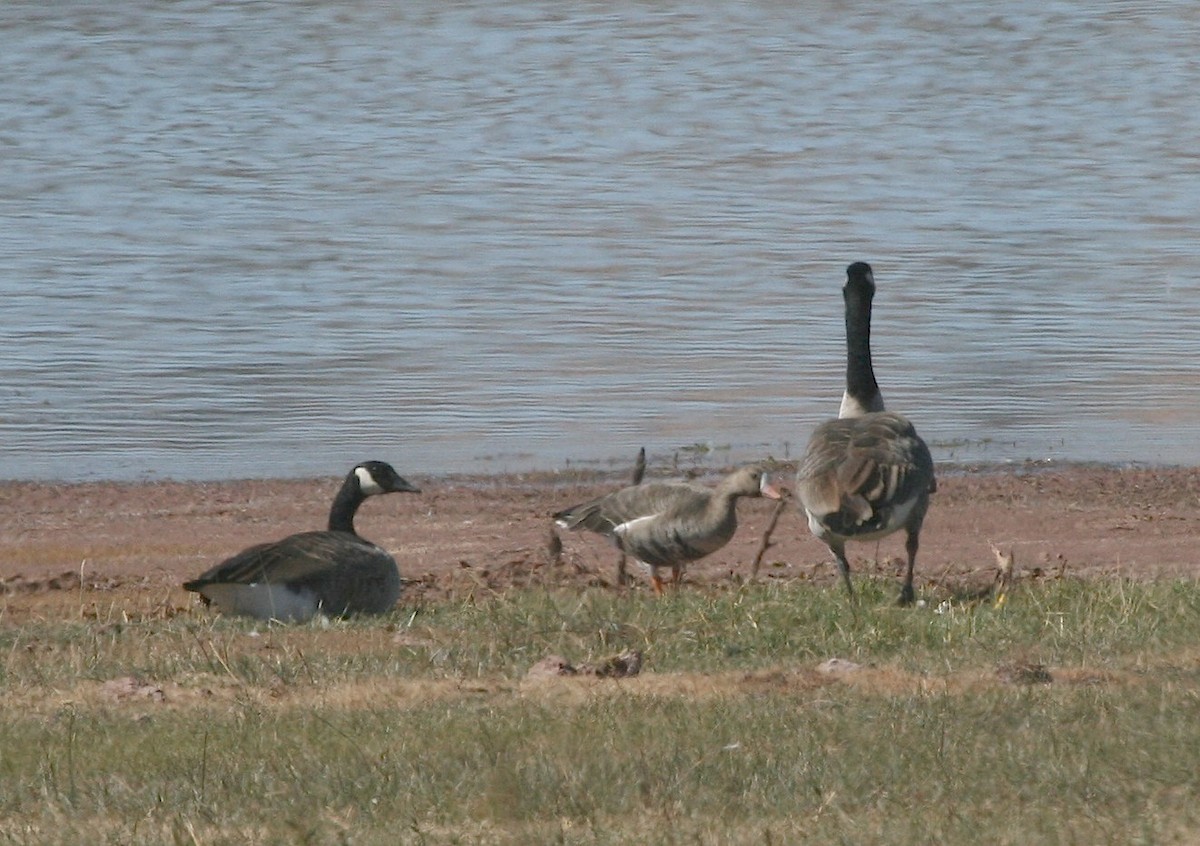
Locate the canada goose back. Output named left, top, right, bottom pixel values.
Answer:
left=797, top=412, right=933, bottom=543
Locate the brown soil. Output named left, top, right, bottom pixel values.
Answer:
left=2, top=463, right=1198, bottom=617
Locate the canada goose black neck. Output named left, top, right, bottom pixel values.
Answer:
left=841, top=261, right=884, bottom=417
left=327, top=461, right=420, bottom=534
left=327, top=474, right=369, bottom=534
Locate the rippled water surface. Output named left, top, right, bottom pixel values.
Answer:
left=2, top=1, right=1199, bottom=481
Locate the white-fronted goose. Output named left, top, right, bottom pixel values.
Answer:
left=796, top=262, right=935, bottom=605
left=184, top=460, right=420, bottom=622
left=554, top=463, right=783, bottom=593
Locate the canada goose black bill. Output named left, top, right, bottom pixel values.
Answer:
left=183, top=460, right=420, bottom=622
left=553, top=464, right=782, bottom=594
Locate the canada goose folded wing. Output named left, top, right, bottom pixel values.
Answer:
left=185, top=531, right=397, bottom=620
left=184, top=531, right=373, bottom=591
left=798, top=412, right=933, bottom=538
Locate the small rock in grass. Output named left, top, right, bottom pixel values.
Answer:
left=817, top=658, right=864, bottom=675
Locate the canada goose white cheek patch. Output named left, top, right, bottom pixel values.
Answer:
left=355, top=466, right=384, bottom=495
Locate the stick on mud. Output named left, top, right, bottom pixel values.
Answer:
left=616, top=447, right=647, bottom=587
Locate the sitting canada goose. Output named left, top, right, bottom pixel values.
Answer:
left=554, top=463, right=783, bottom=593
left=796, top=262, right=935, bottom=605
left=184, top=460, right=420, bottom=622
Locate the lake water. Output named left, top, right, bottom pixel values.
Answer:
left=2, top=1, right=1198, bottom=482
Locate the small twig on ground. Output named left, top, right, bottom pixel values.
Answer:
left=631, top=446, right=647, bottom=485
left=750, top=493, right=790, bottom=580
left=989, top=541, right=1016, bottom=606
left=616, top=447, right=646, bottom=587
left=546, top=528, right=563, bottom=567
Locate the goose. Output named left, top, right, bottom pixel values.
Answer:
left=554, top=463, right=783, bottom=593
left=795, top=262, right=935, bottom=605
left=184, top=460, right=420, bottom=622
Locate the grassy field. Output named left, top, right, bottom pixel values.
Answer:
left=2, top=576, right=1199, bottom=845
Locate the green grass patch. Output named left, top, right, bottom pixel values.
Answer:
left=2, top=577, right=1200, bottom=844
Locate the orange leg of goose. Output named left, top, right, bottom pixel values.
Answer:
left=651, top=573, right=666, bottom=595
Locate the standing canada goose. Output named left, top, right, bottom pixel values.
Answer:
left=554, top=463, right=783, bottom=593
left=796, top=262, right=935, bottom=605
left=184, top=460, right=420, bottom=622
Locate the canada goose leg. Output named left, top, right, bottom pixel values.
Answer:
left=830, top=542, right=855, bottom=600
left=616, top=553, right=630, bottom=587
left=899, top=527, right=919, bottom=607
left=670, top=564, right=683, bottom=589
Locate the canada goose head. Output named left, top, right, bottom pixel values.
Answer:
left=353, top=461, right=421, bottom=496
left=844, top=261, right=875, bottom=299
left=839, top=261, right=885, bottom=418
left=327, top=460, right=421, bottom=533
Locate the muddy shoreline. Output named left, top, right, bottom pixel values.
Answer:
left=3, top=463, right=1198, bottom=613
